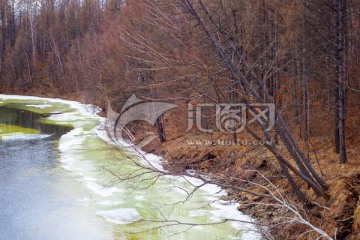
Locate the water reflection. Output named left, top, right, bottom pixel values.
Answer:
left=0, top=105, right=72, bottom=137
left=0, top=104, right=113, bottom=240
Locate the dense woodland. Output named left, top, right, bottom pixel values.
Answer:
left=2, top=0, right=360, bottom=238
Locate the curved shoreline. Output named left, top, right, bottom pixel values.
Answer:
left=0, top=94, right=262, bottom=240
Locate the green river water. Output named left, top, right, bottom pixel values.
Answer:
left=0, top=95, right=260, bottom=240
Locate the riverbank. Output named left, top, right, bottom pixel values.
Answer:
left=4, top=89, right=360, bottom=239
left=0, top=93, right=263, bottom=240
left=159, top=132, right=360, bottom=239
left=115, top=98, right=360, bottom=239
left=103, top=110, right=360, bottom=239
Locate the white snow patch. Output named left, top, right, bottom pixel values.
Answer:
left=58, top=128, right=85, bottom=152
left=98, top=200, right=123, bottom=206
left=0, top=94, right=101, bottom=122
left=134, top=195, right=145, bottom=201
left=25, top=104, right=52, bottom=109
left=210, top=201, right=260, bottom=240
left=86, top=181, right=123, bottom=197
left=1, top=134, right=51, bottom=141
left=97, top=208, right=141, bottom=224
left=95, top=125, right=165, bottom=172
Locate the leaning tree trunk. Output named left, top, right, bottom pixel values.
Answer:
left=182, top=0, right=328, bottom=200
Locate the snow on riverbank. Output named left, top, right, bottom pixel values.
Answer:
left=0, top=94, right=262, bottom=239
left=96, top=120, right=261, bottom=239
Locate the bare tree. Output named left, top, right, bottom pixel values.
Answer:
left=333, top=0, right=348, bottom=163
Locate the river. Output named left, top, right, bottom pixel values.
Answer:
left=0, top=95, right=260, bottom=240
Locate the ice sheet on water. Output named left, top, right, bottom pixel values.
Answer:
left=95, top=125, right=262, bottom=238
left=58, top=128, right=85, bottom=152
left=95, top=125, right=166, bottom=172
left=0, top=94, right=101, bottom=118
left=0, top=95, right=263, bottom=239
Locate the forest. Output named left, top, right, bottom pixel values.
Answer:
left=1, top=0, right=360, bottom=239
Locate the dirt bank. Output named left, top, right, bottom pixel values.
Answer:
left=5, top=89, right=360, bottom=240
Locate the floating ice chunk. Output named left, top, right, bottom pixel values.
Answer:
left=97, top=208, right=141, bottom=224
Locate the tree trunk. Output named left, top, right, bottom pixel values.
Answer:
left=0, top=0, right=6, bottom=73
left=184, top=0, right=328, bottom=199
left=333, top=0, right=348, bottom=163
